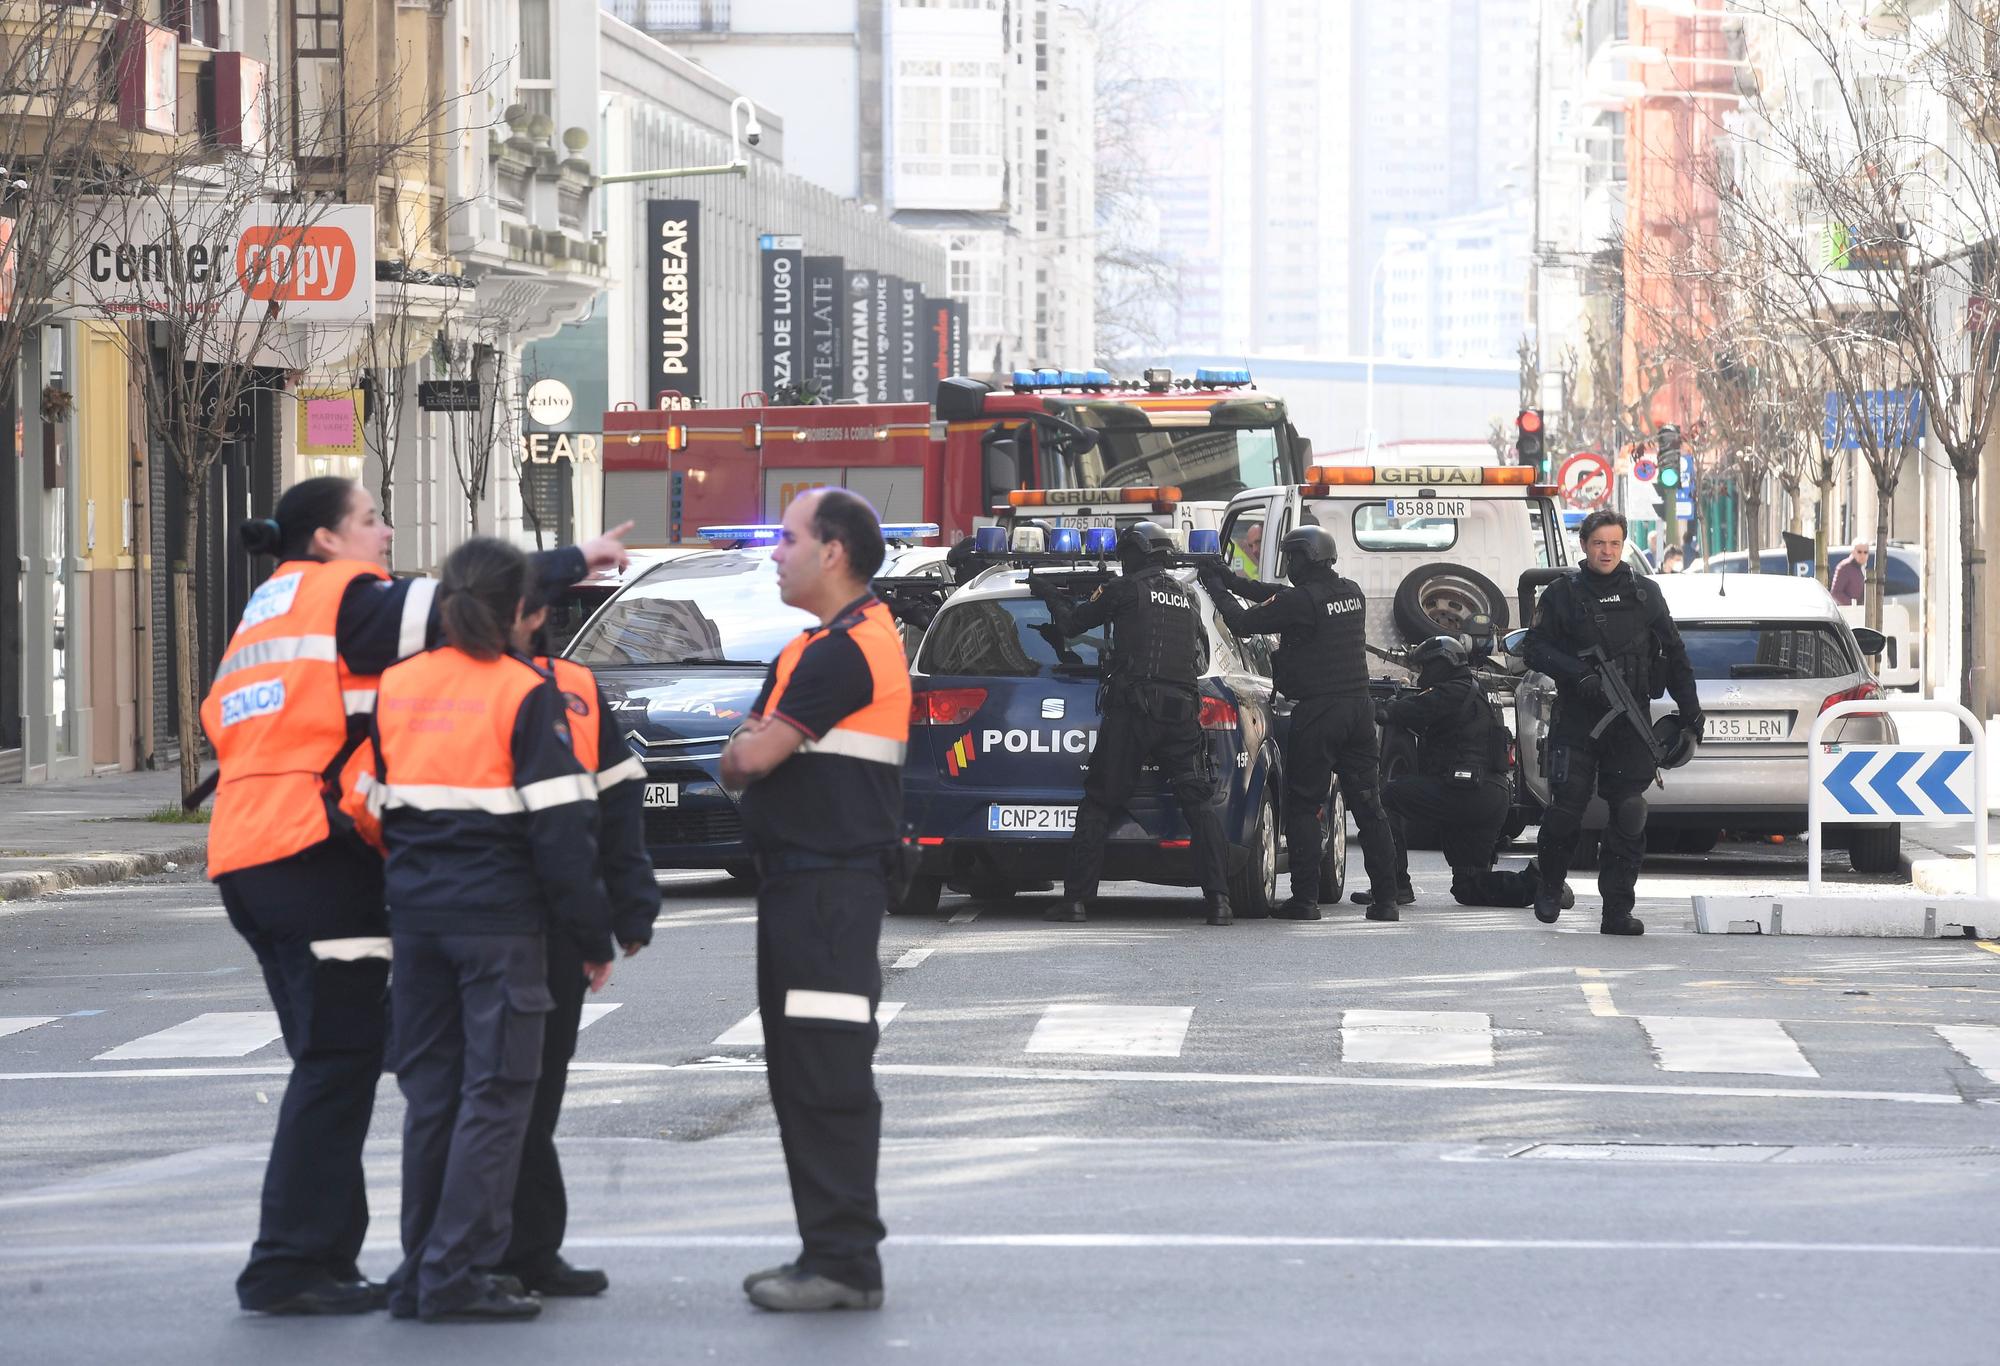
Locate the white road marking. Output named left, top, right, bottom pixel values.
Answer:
left=1936, top=1025, right=2000, bottom=1082
left=892, top=946, right=934, bottom=971
left=578, top=1003, right=622, bottom=1031
left=95, top=1012, right=284, bottom=1061
left=1636, top=1016, right=1817, bottom=1078
left=711, top=1001, right=905, bottom=1047
left=947, top=909, right=979, bottom=925
left=1025, top=1004, right=1194, bottom=1058
left=1340, top=1010, right=1493, bottom=1066
left=0, top=1017, right=57, bottom=1040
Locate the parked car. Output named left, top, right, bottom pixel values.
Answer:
left=1510, top=573, right=1902, bottom=872
left=1691, top=545, right=1921, bottom=688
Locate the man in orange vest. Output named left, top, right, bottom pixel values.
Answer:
left=721, top=489, right=909, bottom=1313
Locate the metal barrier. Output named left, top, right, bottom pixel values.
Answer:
left=1806, top=697, right=1987, bottom=897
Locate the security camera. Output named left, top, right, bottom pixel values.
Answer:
left=745, top=112, right=763, bottom=147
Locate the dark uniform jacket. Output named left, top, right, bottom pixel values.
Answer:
left=541, top=656, right=662, bottom=949
left=1386, top=673, right=1510, bottom=780
left=1524, top=563, right=1700, bottom=725
left=1046, top=564, right=1203, bottom=692
left=1206, top=565, right=1370, bottom=699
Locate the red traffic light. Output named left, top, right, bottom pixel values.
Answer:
left=1517, top=409, right=1543, bottom=434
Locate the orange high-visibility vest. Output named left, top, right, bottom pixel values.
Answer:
left=538, top=656, right=647, bottom=792
left=760, top=598, right=911, bottom=767
left=201, top=558, right=389, bottom=878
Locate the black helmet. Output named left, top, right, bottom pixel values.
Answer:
left=1654, top=713, right=1696, bottom=769
left=1278, top=524, right=1337, bottom=566
left=1407, top=634, right=1470, bottom=684
left=1116, top=521, right=1176, bottom=569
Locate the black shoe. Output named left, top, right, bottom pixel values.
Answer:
left=746, top=1270, right=884, bottom=1312
left=742, top=1263, right=797, bottom=1295
left=508, top=1257, right=607, bottom=1298
left=419, top=1277, right=543, bottom=1322
left=1600, top=912, right=1645, bottom=936
left=1205, top=894, right=1234, bottom=926
left=1364, top=903, right=1400, bottom=922
left=247, top=1279, right=387, bottom=1316
left=1348, top=886, right=1415, bottom=907
left=1273, top=898, right=1322, bottom=921
left=1045, top=900, right=1086, bottom=923
left=1533, top=888, right=1562, bottom=924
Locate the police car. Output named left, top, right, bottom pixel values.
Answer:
left=564, top=524, right=946, bottom=879
left=895, top=524, right=1344, bottom=918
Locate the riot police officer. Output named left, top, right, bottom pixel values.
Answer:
left=1524, top=508, right=1702, bottom=935
left=1032, top=522, right=1232, bottom=926
left=1199, top=525, right=1399, bottom=921
left=1376, top=636, right=1569, bottom=911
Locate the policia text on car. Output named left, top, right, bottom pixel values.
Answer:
left=198, top=477, right=631, bottom=1317
left=1523, top=508, right=1701, bottom=936
left=1200, top=524, right=1401, bottom=921
left=721, top=488, right=911, bottom=1313
left=1033, top=522, right=1235, bottom=926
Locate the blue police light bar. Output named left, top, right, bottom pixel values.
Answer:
left=879, top=522, right=940, bottom=543
left=1035, top=368, right=1061, bottom=386
left=1084, top=527, right=1119, bottom=555
left=1048, top=526, right=1083, bottom=554
left=1187, top=529, right=1222, bottom=556
left=1194, top=366, right=1252, bottom=386
left=1011, top=369, right=1039, bottom=389
left=975, top=526, right=1010, bottom=553
left=697, top=524, right=781, bottom=545
left=1085, top=369, right=1113, bottom=386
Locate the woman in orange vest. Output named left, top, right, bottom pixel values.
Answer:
left=202, top=476, right=626, bottom=1316
left=368, top=538, right=616, bottom=1324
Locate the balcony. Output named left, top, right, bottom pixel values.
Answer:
left=607, top=0, right=732, bottom=33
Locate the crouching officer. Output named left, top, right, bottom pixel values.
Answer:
left=1032, top=522, right=1233, bottom=926
left=1378, top=636, right=1567, bottom=911
left=495, top=644, right=663, bottom=1299
left=721, top=489, right=909, bottom=1313
left=1524, top=508, right=1701, bottom=935
left=1199, top=525, right=1399, bottom=921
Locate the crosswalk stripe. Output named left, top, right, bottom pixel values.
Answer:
left=1935, top=1025, right=2000, bottom=1082
left=1636, top=1016, right=1817, bottom=1078
left=0, top=1017, right=57, bottom=1040
left=1340, top=1009, right=1493, bottom=1066
left=711, top=1002, right=905, bottom=1047
left=1025, top=1004, right=1193, bottom=1058
left=578, top=1003, right=622, bottom=1032
left=95, top=1012, right=284, bottom=1061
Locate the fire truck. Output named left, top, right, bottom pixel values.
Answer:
left=600, top=366, right=1311, bottom=545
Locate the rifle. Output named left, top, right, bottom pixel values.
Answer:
left=1578, top=643, right=1666, bottom=772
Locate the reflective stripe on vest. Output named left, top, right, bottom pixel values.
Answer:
left=597, top=755, right=646, bottom=791
left=758, top=596, right=911, bottom=768
left=213, top=634, right=340, bottom=680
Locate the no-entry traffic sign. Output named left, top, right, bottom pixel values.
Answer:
left=1558, top=451, right=1611, bottom=510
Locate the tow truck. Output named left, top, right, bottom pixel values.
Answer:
left=600, top=366, right=1310, bottom=546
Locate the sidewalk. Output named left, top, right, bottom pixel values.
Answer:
left=0, top=769, right=208, bottom=902
left=1901, top=815, right=2000, bottom=897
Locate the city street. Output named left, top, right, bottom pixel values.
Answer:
left=3, top=844, right=1996, bottom=1365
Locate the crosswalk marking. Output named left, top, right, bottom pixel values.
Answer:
left=1936, top=1025, right=2000, bottom=1082
left=1636, top=1016, right=1817, bottom=1078
left=578, top=1003, right=622, bottom=1032
left=95, top=1012, right=284, bottom=1061
left=1340, top=1010, right=1494, bottom=1066
left=711, top=1002, right=905, bottom=1047
left=0, top=1017, right=57, bottom=1040
left=1025, top=1004, right=1193, bottom=1058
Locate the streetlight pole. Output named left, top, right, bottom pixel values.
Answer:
left=1362, top=245, right=1408, bottom=460
left=599, top=97, right=763, bottom=185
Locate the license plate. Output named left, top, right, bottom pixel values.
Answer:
left=1387, top=499, right=1469, bottom=520
left=987, top=804, right=1077, bottom=832
left=643, top=782, right=680, bottom=809
left=1048, top=515, right=1117, bottom=529
left=1703, top=712, right=1788, bottom=742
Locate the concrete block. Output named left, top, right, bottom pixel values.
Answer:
left=1691, top=893, right=1998, bottom=939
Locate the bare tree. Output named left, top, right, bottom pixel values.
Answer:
left=442, top=334, right=509, bottom=535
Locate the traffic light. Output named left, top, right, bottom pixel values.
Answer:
left=1516, top=408, right=1545, bottom=471
left=1656, top=425, right=1682, bottom=491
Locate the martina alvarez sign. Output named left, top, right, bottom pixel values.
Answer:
left=60, top=201, right=375, bottom=323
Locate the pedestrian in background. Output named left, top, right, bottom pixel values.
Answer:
left=722, top=489, right=909, bottom=1312
left=367, top=539, right=616, bottom=1323
left=201, top=477, right=624, bottom=1317
left=1832, top=540, right=1869, bottom=605
left=1655, top=546, right=1683, bottom=574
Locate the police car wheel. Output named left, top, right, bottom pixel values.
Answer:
left=1316, top=789, right=1348, bottom=904
left=890, top=876, right=944, bottom=917
left=1393, top=562, right=1510, bottom=645
left=1229, top=788, right=1279, bottom=919
left=1847, top=825, right=1901, bottom=875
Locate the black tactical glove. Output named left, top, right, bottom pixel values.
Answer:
left=1026, top=575, right=1060, bottom=604
left=1681, top=710, right=1705, bottom=743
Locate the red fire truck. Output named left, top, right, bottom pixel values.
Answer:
left=600, top=366, right=1311, bottom=545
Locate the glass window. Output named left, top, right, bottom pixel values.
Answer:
left=1219, top=507, right=1266, bottom=579
left=1349, top=502, right=1459, bottom=552
left=920, top=592, right=1212, bottom=679
left=1678, top=623, right=1858, bottom=681
left=569, top=551, right=815, bottom=667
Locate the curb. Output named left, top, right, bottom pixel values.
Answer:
left=0, top=841, right=208, bottom=903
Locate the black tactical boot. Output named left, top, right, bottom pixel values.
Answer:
left=1600, top=910, right=1645, bottom=936
left=1205, top=893, right=1234, bottom=926
left=1533, top=886, right=1563, bottom=923
left=1273, top=897, right=1321, bottom=921
left=1364, top=900, right=1400, bottom=922
left=1349, top=885, right=1415, bottom=907
left=1045, top=900, right=1087, bottom=923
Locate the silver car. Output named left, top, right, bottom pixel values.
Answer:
left=1511, top=573, right=1901, bottom=873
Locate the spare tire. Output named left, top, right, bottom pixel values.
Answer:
left=1393, top=562, right=1510, bottom=644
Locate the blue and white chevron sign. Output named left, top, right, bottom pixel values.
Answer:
left=1817, top=746, right=1975, bottom=822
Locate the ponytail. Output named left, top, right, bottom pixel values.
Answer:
left=438, top=537, right=529, bottom=661
left=240, top=476, right=356, bottom=560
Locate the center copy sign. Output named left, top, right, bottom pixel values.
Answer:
left=1817, top=746, right=1976, bottom=821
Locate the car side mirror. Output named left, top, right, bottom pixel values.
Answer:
left=1501, top=628, right=1530, bottom=657
left=1851, top=626, right=1886, bottom=657
left=981, top=428, right=1022, bottom=503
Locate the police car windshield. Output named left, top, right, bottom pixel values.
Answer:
left=920, top=597, right=1112, bottom=678
left=567, top=549, right=815, bottom=668
left=1059, top=427, right=1288, bottom=502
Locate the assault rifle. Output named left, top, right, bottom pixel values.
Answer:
left=1578, top=643, right=1666, bottom=770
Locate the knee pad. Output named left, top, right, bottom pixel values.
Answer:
left=1613, top=794, right=1648, bottom=839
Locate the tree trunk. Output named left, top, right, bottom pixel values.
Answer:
left=1960, top=464, right=1982, bottom=715
left=1868, top=485, right=1891, bottom=634
left=1815, top=468, right=1836, bottom=590
left=173, top=502, right=203, bottom=801
left=1743, top=492, right=1761, bottom=571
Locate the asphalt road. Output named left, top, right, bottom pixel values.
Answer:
left=2, top=842, right=1996, bottom=1365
